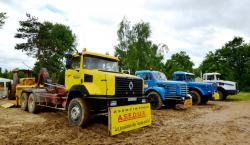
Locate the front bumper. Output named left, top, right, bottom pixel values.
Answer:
left=165, top=94, right=192, bottom=101
left=166, top=94, right=192, bottom=108
left=226, top=90, right=239, bottom=95
left=86, top=96, right=147, bottom=112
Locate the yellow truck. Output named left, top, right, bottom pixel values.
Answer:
left=7, top=69, right=36, bottom=106
left=19, top=49, right=151, bottom=135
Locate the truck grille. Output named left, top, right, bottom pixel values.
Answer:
left=166, top=84, right=188, bottom=96
left=166, top=85, right=177, bottom=95
left=115, top=77, right=143, bottom=97
left=180, top=85, right=188, bottom=95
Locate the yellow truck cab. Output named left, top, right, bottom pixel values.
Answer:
left=65, top=49, right=146, bottom=126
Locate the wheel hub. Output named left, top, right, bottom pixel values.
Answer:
left=28, top=97, right=34, bottom=109
left=71, top=106, right=80, bottom=121
left=149, top=95, right=158, bottom=107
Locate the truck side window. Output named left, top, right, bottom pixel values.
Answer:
left=207, top=75, right=214, bottom=80
left=176, top=74, right=184, bottom=81
left=143, top=73, right=151, bottom=80
left=71, top=57, right=80, bottom=69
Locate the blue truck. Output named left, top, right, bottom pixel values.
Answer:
left=172, top=71, right=217, bottom=105
left=135, top=70, right=192, bottom=110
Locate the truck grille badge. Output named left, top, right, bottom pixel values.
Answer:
left=129, top=81, right=134, bottom=90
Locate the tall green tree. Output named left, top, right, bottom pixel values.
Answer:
left=200, top=36, right=250, bottom=90
left=115, top=17, right=167, bottom=73
left=15, top=13, right=77, bottom=82
left=164, top=51, right=194, bottom=78
left=0, top=12, right=7, bottom=28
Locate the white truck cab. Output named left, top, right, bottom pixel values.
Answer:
left=203, top=73, right=239, bottom=100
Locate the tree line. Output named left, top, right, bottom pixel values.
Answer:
left=114, top=18, right=250, bottom=91
left=1, top=13, right=249, bottom=90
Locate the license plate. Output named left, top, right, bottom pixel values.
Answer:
left=128, top=97, right=137, bottom=101
left=184, top=99, right=192, bottom=107
left=213, top=92, right=220, bottom=100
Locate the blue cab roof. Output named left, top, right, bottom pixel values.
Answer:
left=173, top=71, right=194, bottom=76
left=135, top=70, right=160, bottom=74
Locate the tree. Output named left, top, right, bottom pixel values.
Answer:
left=15, top=13, right=77, bottom=82
left=115, top=17, right=168, bottom=73
left=164, top=51, right=194, bottom=78
left=0, top=12, right=7, bottom=28
left=0, top=69, right=13, bottom=79
left=200, top=36, right=250, bottom=90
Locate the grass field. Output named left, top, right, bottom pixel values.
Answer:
left=226, top=92, right=250, bottom=101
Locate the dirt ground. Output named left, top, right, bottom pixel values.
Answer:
left=0, top=100, right=250, bottom=145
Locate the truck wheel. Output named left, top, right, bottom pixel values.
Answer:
left=222, top=95, right=228, bottom=100
left=20, top=92, right=28, bottom=111
left=218, top=90, right=227, bottom=100
left=68, top=98, right=90, bottom=127
left=28, top=93, right=39, bottom=113
left=190, top=91, right=202, bottom=105
left=147, top=91, right=163, bottom=110
left=201, top=97, right=209, bottom=105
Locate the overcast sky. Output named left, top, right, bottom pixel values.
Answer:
left=1, top=0, right=250, bottom=70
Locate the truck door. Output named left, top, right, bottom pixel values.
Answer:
left=81, top=56, right=107, bottom=95
left=65, top=56, right=82, bottom=90
left=143, top=73, right=154, bottom=90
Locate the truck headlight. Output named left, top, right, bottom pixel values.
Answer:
left=110, top=100, right=117, bottom=106
left=142, top=99, right=146, bottom=103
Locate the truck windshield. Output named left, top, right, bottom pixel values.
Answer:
left=83, top=57, right=119, bottom=72
left=186, top=75, right=195, bottom=81
left=206, top=75, right=214, bottom=80
left=152, top=72, right=167, bottom=81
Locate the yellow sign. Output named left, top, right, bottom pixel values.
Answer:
left=184, top=99, right=192, bottom=107
left=108, top=103, right=152, bottom=136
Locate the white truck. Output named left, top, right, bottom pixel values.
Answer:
left=202, top=73, right=239, bottom=100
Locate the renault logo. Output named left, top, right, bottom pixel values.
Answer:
left=129, top=81, right=134, bottom=90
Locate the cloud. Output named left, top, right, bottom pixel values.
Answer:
left=0, top=0, right=250, bottom=71
left=145, top=0, right=250, bottom=66
left=41, top=4, right=64, bottom=14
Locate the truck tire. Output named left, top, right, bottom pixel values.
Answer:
left=201, top=97, right=209, bottom=105
left=68, top=98, right=90, bottom=127
left=222, top=95, right=228, bottom=100
left=190, top=91, right=202, bottom=105
left=218, top=90, right=227, bottom=100
left=147, top=91, right=163, bottom=110
left=28, top=93, right=39, bottom=113
left=20, top=92, right=28, bottom=111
